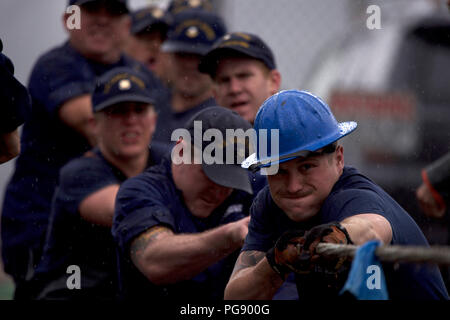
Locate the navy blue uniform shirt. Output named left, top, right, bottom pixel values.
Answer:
left=1, top=41, right=168, bottom=285
left=244, top=166, right=449, bottom=300
left=33, top=145, right=166, bottom=300
left=112, top=156, right=259, bottom=300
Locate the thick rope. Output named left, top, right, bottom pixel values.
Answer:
left=315, top=243, right=450, bottom=266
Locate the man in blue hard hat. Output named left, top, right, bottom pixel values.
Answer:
left=224, top=90, right=449, bottom=300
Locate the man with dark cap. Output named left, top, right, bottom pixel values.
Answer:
left=151, top=9, right=227, bottom=145
left=0, top=38, right=31, bottom=163
left=1, top=0, right=164, bottom=299
left=31, top=67, right=164, bottom=300
left=112, top=106, right=256, bottom=300
left=199, top=32, right=281, bottom=124
left=125, top=6, right=172, bottom=83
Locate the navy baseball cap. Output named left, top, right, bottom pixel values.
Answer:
left=199, top=32, right=276, bottom=77
left=130, top=6, right=171, bottom=35
left=183, top=106, right=254, bottom=194
left=68, top=0, right=129, bottom=13
left=167, top=0, right=213, bottom=15
left=0, top=39, right=32, bottom=133
left=92, top=67, right=155, bottom=113
left=161, top=9, right=226, bottom=55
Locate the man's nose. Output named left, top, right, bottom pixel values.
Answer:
left=286, top=173, right=304, bottom=194
left=229, top=77, right=242, bottom=94
left=210, top=182, right=232, bottom=197
left=123, top=110, right=140, bottom=123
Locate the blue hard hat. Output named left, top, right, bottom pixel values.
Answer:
left=242, top=90, right=357, bottom=170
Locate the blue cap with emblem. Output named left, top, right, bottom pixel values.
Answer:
left=130, top=6, right=171, bottom=35
left=161, top=9, right=227, bottom=56
left=199, top=32, right=276, bottom=77
left=92, top=67, right=155, bottom=113
left=167, top=0, right=214, bottom=15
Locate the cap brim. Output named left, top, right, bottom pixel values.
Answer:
left=199, top=47, right=265, bottom=76
left=161, top=41, right=210, bottom=55
left=94, top=94, right=154, bottom=112
left=71, top=0, right=129, bottom=13
left=202, top=163, right=253, bottom=194
left=242, top=121, right=358, bottom=171
left=132, top=20, right=169, bottom=35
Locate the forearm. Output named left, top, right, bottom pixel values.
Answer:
left=224, top=257, right=283, bottom=300
left=142, top=223, right=241, bottom=285
left=79, top=184, right=119, bottom=227
left=59, top=94, right=97, bottom=146
left=340, top=213, right=392, bottom=245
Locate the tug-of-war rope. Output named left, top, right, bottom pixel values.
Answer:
left=315, top=243, right=450, bottom=266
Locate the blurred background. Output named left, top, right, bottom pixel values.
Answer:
left=1, top=0, right=449, bottom=299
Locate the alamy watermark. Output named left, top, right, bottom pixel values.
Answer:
left=66, top=5, right=81, bottom=30
left=366, top=265, right=382, bottom=290
left=66, top=264, right=81, bottom=290
left=366, top=5, right=381, bottom=30
left=170, top=121, right=280, bottom=175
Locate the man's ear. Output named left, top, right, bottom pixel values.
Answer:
left=269, top=69, right=281, bottom=94
left=62, top=13, right=71, bottom=32
left=121, top=15, right=132, bottom=37
left=335, top=145, right=344, bottom=168
left=88, top=116, right=98, bottom=135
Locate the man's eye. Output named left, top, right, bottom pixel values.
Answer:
left=134, top=106, right=147, bottom=114
left=237, top=72, right=251, bottom=80
left=300, top=164, right=313, bottom=171
left=217, top=77, right=230, bottom=85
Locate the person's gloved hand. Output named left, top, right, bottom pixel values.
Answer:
left=266, top=222, right=353, bottom=280
left=265, top=229, right=309, bottom=279
left=302, top=221, right=353, bottom=272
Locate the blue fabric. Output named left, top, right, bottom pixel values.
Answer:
left=243, top=166, right=449, bottom=300
left=340, top=240, right=388, bottom=300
